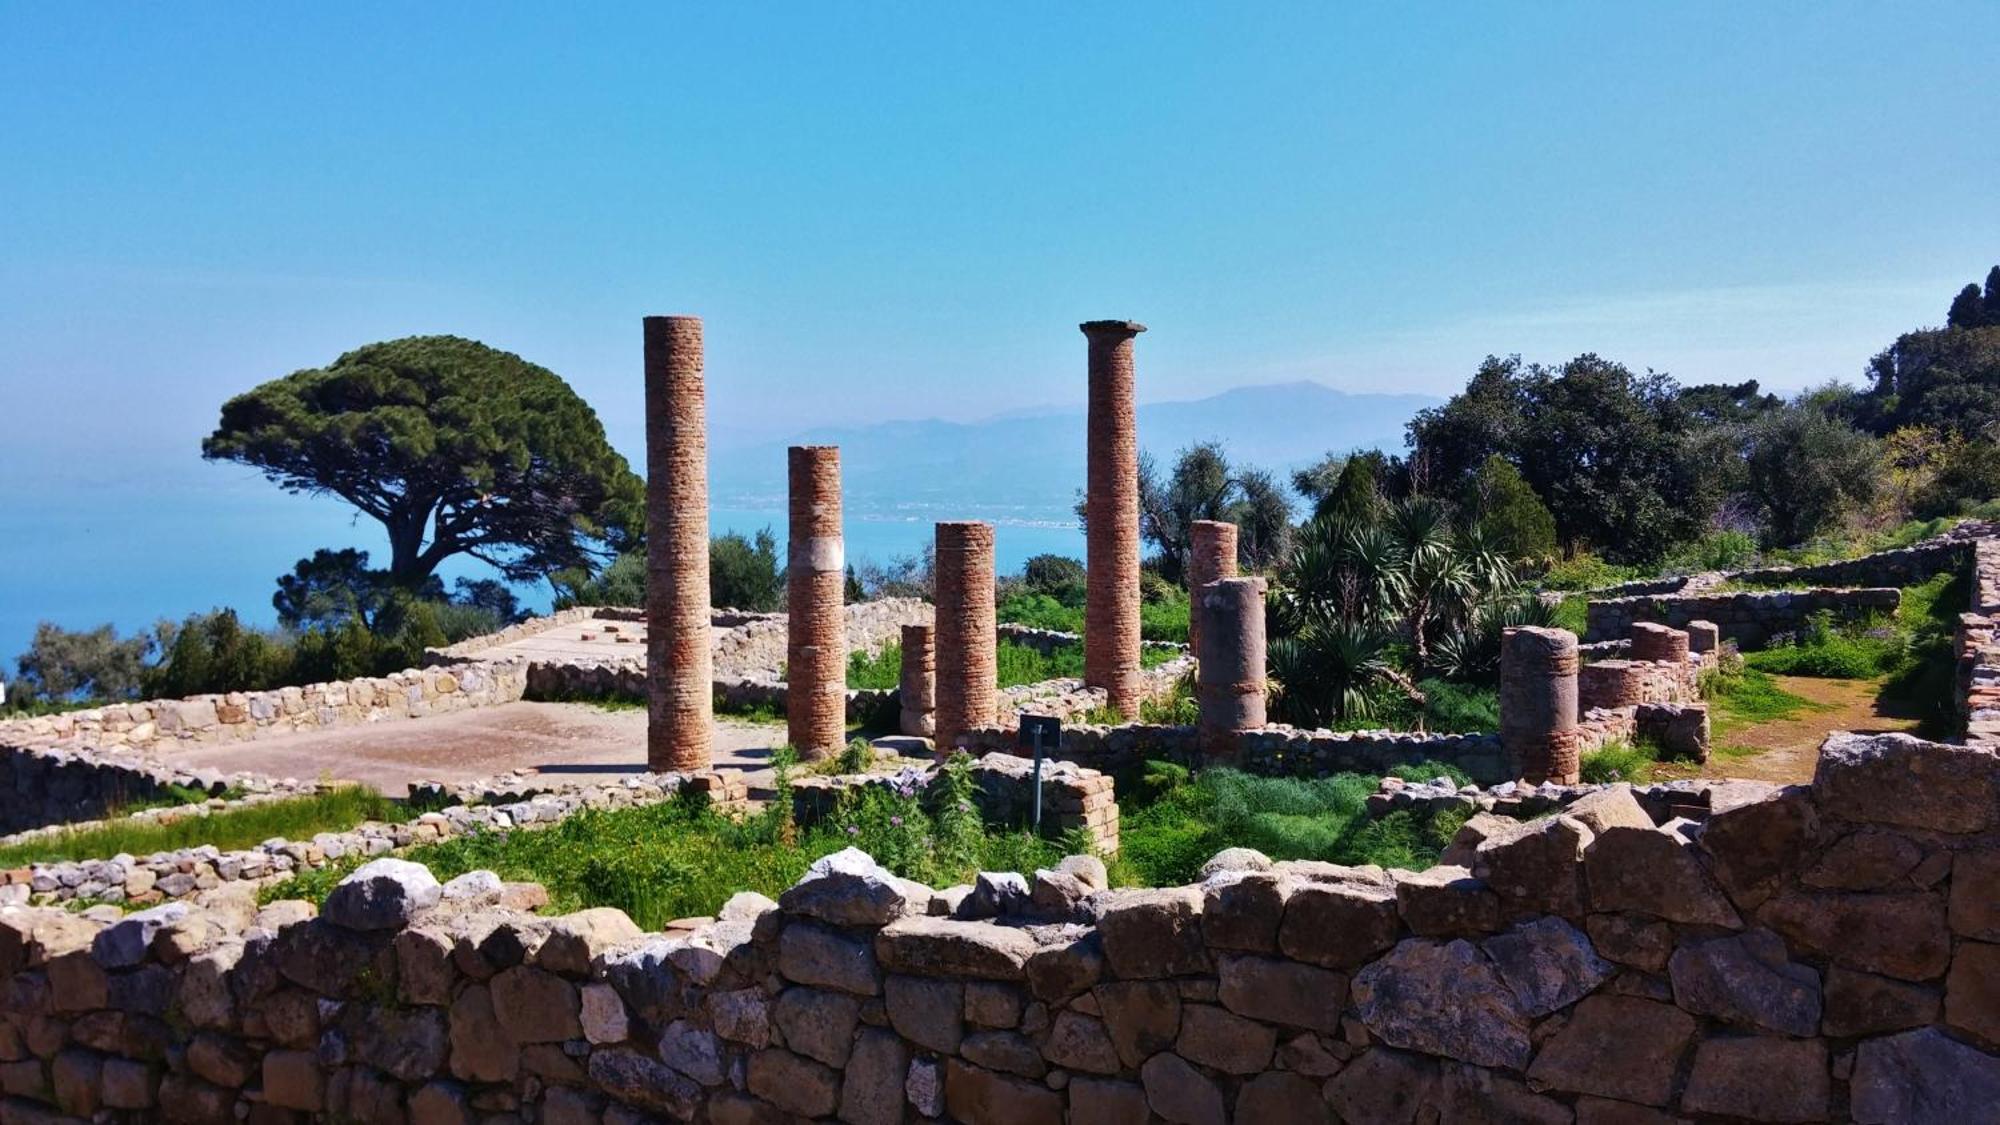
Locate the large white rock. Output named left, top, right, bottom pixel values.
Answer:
left=323, top=858, right=442, bottom=931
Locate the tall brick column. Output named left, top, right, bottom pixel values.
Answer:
left=644, top=315, right=712, bottom=772
left=934, top=521, right=997, bottom=757
left=1197, top=577, right=1267, bottom=760
left=787, top=446, right=845, bottom=759
left=1082, top=319, right=1147, bottom=718
left=1500, top=626, right=1580, bottom=784
left=1188, top=519, right=1239, bottom=667
left=899, top=623, right=935, bottom=738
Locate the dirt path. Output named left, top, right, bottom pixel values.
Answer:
left=1698, top=675, right=1923, bottom=784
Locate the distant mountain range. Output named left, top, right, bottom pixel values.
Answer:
left=710, top=381, right=1442, bottom=519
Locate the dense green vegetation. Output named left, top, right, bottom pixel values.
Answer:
left=0, top=787, right=404, bottom=867
left=262, top=754, right=1474, bottom=923
left=845, top=639, right=1178, bottom=692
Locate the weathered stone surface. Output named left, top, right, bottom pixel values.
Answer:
left=1586, top=823, right=1740, bottom=926
left=963, top=981, right=1023, bottom=1028
left=447, top=984, right=518, bottom=1083
left=350, top=1005, right=448, bottom=1083
left=1758, top=889, right=1951, bottom=981
left=1948, top=940, right=2000, bottom=1049
left=658, top=1019, right=726, bottom=1086
left=1563, top=784, right=1654, bottom=833
left=261, top=1049, right=323, bottom=1111
left=1701, top=785, right=1819, bottom=908
left=1585, top=912, right=1674, bottom=972
left=1024, top=931, right=1102, bottom=1003
left=491, top=965, right=581, bottom=1043
left=1526, top=995, right=1696, bottom=1107
left=1815, top=733, right=2000, bottom=834
left=885, top=974, right=963, bottom=1054
left=1953, top=849, right=2000, bottom=939
left=747, top=1048, right=841, bottom=1118
left=905, top=1055, right=944, bottom=1118
left=1394, top=865, right=1501, bottom=936
left=1098, top=888, right=1208, bottom=978
left=1572, top=1096, right=1688, bottom=1125
left=589, top=1046, right=700, bottom=1120
left=580, top=980, right=630, bottom=1044
left=1175, top=1003, right=1277, bottom=1074
left=962, top=1029, right=1046, bottom=1078
left=1094, top=979, right=1181, bottom=1068
left=93, top=903, right=190, bottom=968
left=1140, top=1051, right=1225, bottom=1125
left=1200, top=870, right=1287, bottom=953
left=1852, top=1026, right=2000, bottom=1124
left=1351, top=938, right=1530, bottom=1070
left=1475, top=816, right=1591, bottom=919
left=782, top=847, right=924, bottom=927
left=944, top=1058, right=1063, bottom=1125
left=1680, top=1035, right=1829, bottom=1123
left=775, top=987, right=860, bottom=1067
left=323, top=858, right=442, bottom=931
left=710, top=987, right=771, bottom=1048
left=1068, top=1076, right=1151, bottom=1125
left=838, top=1027, right=907, bottom=1125
left=1481, top=916, right=1612, bottom=1017
left=1042, top=1009, right=1121, bottom=1073
left=874, top=916, right=1037, bottom=980
left=1803, top=829, right=1925, bottom=890
left=1668, top=929, right=1820, bottom=1036
left=1216, top=953, right=1345, bottom=1032
left=1322, top=1046, right=1439, bottom=1124
left=1278, top=876, right=1400, bottom=968
left=1437, top=1061, right=1571, bottom=1124
left=962, top=871, right=1031, bottom=920
left=1236, top=1071, right=1333, bottom=1125
left=781, top=922, right=881, bottom=995
left=537, top=907, right=642, bottom=975
left=1822, top=966, right=1940, bottom=1037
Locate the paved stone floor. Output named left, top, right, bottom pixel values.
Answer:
left=162, top=701, right=786, bottom=797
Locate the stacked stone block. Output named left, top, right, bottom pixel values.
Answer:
left=934, top=521, right=997, bottom=756
left=2, top=733, right=1994, bottom=1124
left=643, top=314, right=713, bottom=772
left=899, top=623, right=936, bottom=738
left=1629, top=621, right=1691, bottom=663
left=1082, top=319, right=1147, bottom=718
left=1585, top=587, right=1900, bottom=646
left=790, top=752, right=1120, bottom=856
left=1187, top=518, right=1238, bottom=663
left=1500, top=626, right=1581, bottom=784
left=787, top=445, right=846, bottom=758
left=1196, top=576, right=1266, bottom=760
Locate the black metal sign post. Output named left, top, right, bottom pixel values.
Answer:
left=1018, top=714, right=1062, bottom=835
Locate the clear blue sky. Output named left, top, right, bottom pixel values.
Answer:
left=3, top=2, right=1998, bottom=488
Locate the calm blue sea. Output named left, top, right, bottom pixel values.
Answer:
left=0, top=477, right=1083, bottom=666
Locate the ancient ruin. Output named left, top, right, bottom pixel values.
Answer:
left=642, top=314, right=713, bottom=772
left=898, top=623, right=936, bottom=738
left=1082, top=319, right=1147, bottom=719
left=1187, top=518, right=1239, bottom=665
left=1499, top=626, right=1581, bottom=784
left=1196, top=576, right=1266, bottom=760
left=786, top=445, right=846, bottom=758
left=932, top=521, right=997, bottom=756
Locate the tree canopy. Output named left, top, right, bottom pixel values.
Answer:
left=204, top=336, right=643, bottom=587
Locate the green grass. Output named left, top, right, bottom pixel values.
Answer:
left=1113, top=762, right=1462, bottom=885
left=1701, top=661, right=1822, bottom=736
left=1550, top=595, right=1589, bottom=635
left=264, top=759, right=1079, bottom=928
left=1578, top=738, right=1663, bottom=784
left=996, top=591, right=1192, bottom=644
left=849, top=639, right=1177, bottom=696
left=0, top=786, right=407, bottom=867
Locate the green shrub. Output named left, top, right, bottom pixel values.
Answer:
left=1385, top=760, right=1474, bottom=788
left=1539, top=554, right=1642, bottom=592
left=846, top=645, right=902, bottom=691
left=1417, top=680, right=1499, bottom=733
left=996, top=593, right=1083, bottom=633
left=1579, top=739, right=1660, bottom=784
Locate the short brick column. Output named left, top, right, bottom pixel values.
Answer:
left=787, top=446, right=845, bottom=759
left=899, top=623, right=936, bottom=738
left=643, top=315, right=712, bottom=773
left=1501, top=626, right=1581, bottom=784
left=1578, top=660, right=1648, bottom=711
left=1082, top=319, right=1147, bottom=719
left=934, top=521, right=997, bottom=756
left=1630, top=622, right=1691, bottom=664
left=1197, top=577, right=1267, bottom=760
left=1188, top=519, right=1239, bottom=669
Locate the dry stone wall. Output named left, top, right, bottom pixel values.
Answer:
left=1, top=733, right=1995, bottom=1123
left=791, top=753, right=1120, bottom=856
left=1585, top=587, right=1900, bottom=646
left=1960, top=538, right=2000, bottom=748
left=957, top=721, right=1515, bottom=786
